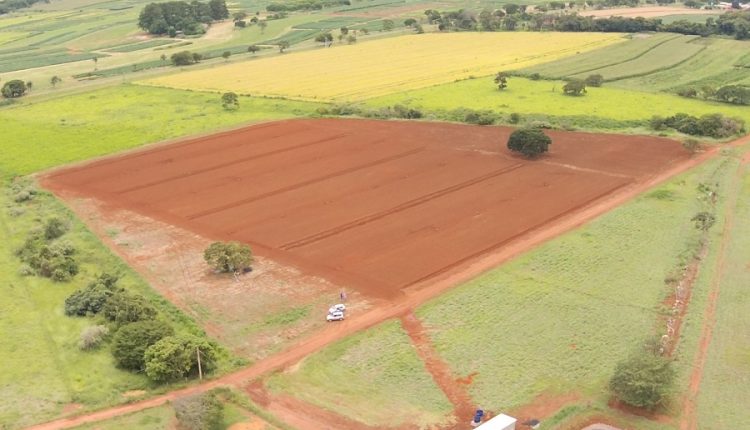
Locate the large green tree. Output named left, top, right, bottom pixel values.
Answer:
left=144, top=335, right=219, bottom=382
left=507, top=127, right=552, bottom=158
left=1, top=80, right=27, bottom=98
left=609, top=352, right=675, bottom=409
left=203, top=241, right=253, bottom=273
left=112, top=320, right=174, bottom=371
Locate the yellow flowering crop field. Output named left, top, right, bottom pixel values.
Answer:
left=140, top=32, right=623, bottom=101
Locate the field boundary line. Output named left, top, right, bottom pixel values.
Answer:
left=280, top=163, right=526, bottom=250
left=679, top=156, right=745, bottom=430
left=187, top=146, right=424, bottom=220
left=117, top=133, right=349, bottom=194
left=540, top=160, right=632, bottom=179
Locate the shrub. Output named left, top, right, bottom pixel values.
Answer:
left=609, top=351, right=675, bottom=409
left=691, top=211, right=716, bottom=231
left=507, top=127, right=552, bottom=157
left=391, top=104, right=422, bottom=119
left=112, top=320, right=174, bottom=371
left=584, top=74, right=604, bottom=87
left=171, top=51, right=200, bottom=66
left=464, top=111, right=496, bottom=125
left=79, top=325, right=109, bottom=350
left=221, top=92, right=239, bottom=110
left=144, top=335, right=220, bottom=382
left=17, top=235, right=78, bottom=282
left=529, top=72, right=541, bottom=81
left=204, top=241, right=253, bottom=273
left=44, top=217, right=69, bottom=240
left=562, top=79, right=586, bottom=96
left=677, top=87, right=698, bottom=98
left=101, top=291, right=158, bottom=326
left=173, top=391, right=224, bottom=430
left=1, top=80, right=27, bottom=98
left=65, top=273, right=121, bottom=316
left=508, top=112, right=521, bottom=124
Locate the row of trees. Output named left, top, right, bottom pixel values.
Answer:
left=0, top=0, right=47, bottom=15
left=266, top=0, right=349, bottom=12
left=138, top=0, right=229, bottom=36
left=425, top=7, right=750, bottom=40
left=678, top=84, right=750, bottom=106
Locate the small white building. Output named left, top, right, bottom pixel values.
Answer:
left=478, top=414, right=517, bottom=430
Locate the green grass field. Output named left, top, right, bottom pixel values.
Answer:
left=0, top=182, right=215, bottom=429
left=524, top=34, right=750, bottom=93
left=0, top=84, right=320, bottom=178
left=366, top=76, right=750, bottom=129
left=267, top=320, right=453, bottom=428
left=693, top=150, right=750, bottom=429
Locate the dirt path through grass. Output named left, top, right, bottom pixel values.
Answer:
left=679, top=145, right=750, bottom=430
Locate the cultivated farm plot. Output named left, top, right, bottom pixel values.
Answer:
left=139, top=32, right=623, bottom=101
left=44, top=119, right=689, bottom=300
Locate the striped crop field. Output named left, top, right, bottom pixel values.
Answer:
left=140, top=32, right=623, bottom=101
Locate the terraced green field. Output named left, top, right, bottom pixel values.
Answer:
left=524, top=34, right=750, bottom=93
left=0, top=85, right=320, bottom=178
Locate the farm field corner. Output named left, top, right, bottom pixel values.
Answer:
left=0, top=84, right=321, bottom=178
left=138, top=32, right=623, bottom=101
left=266, top=148, right=743, bottom=429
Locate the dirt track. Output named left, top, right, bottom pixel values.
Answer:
left=42, top=119, right=689, bottom=300
left=31, top=120, right=716, bottom=430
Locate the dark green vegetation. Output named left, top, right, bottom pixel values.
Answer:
left=203, top=241, right=253, bottom=273
left=610, top=350, right=676, bottom=409
left=506, top=127, right=551, bottom=157
left=138, top=0, right=229, bottom=35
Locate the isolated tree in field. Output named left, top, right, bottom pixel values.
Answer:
left=278, top=40, right=290, bottom=53
left=494, top=71, right=509, bottom=90
left=221, top=50, right=231, bottom=61
left=247, top=44, right=260, bottom=54
left=347, top=34, right=357, bottom=44
left=584, top=73, right=603, bottom=87
left=1, top=79, right=27, bottom=98
left=221, top=92, right=239, bottom=110
left=112, top=320, right=174, bottom=371
left=314, top=32, right=333, bottom=46
left=171, top=51, right=198, bottom=66
left=233, top=11, right=247, bottom=21
left=382, top=19, right=395, bottom=31
left=144, top=335, right=219, bottom=382
left=507, top=127, right=551, bottom=158
left=258, top=20, right=267, bottom=33
left=50, top=75, right=62, bottom=88
left=340, top=26, right=349, bottom=35
left=562, top=79, right=586, bottom=96
left=691, top=211, right=716, bottom=231
left=26, top=81, right=32, bottom=92
left=204, top=241, right=253, bottom=273
left=404, top=18, right=417, bottom=26
left=609, top=351, right=675, bottom=409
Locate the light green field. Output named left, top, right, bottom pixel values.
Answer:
left=525, top=34, right=750, bottom=93
left=0, top=84, right=320, bottom=177
left=71, top=405, right=174, bottom=430
left=366, top=76, right=750, bottom=128
left=267, top=320, right=453, bottom=428
left=0, top=183, right=213, bottom=429
left=694, top=150, right=750, bottom=429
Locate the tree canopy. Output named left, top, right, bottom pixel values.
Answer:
left=204, top=241, right=253, bottom=273
left=112, top=320, right=174, bottom=371
left=138, top=0, right=228, bottom=35
left=507, top=127, right=551, bottom=158
left=1, top=80, right=27, bottom=98
left=144, top=335, right=219, bottom=382
left=609, top=352, right=675, bottom=409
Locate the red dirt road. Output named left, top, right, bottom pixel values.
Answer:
left=42, top=119, right=689, bottom=300
left=31, top=128, right=716, bottom=430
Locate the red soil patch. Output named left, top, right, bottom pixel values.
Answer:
left=42, top=119, right=689, bottom=300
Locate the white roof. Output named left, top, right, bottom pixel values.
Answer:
left=479, top=414, right=517, bottom=429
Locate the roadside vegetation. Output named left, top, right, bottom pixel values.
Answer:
left=0, top=179, right=224, bottom=429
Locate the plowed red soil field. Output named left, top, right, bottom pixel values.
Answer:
left=43, top=119, right=689, bottom=299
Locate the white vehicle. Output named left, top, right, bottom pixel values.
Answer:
left=328, top=304, right=346, bottom=314
left=326, top=311, right=345, bottom=322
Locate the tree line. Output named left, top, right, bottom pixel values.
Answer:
left=138, top=0, right=229, bottom=36
left=425, top=7, right=750, bottom=40
left=0, top=0, right=48, bottom=15
left=266, top=0, right=350, bottom=12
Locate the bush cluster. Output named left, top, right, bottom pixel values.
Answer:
left=16, top=226, right=78, bottom=282
left=173, top=391, right=224, bottom=430
left=650, top=113, right=745, bottom=138
left=64, top=273, right=120, bottom=316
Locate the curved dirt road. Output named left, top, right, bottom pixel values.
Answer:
left=26, top=145, right=719, bottom=430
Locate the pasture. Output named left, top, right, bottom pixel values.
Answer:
left=264, top=150, right=742, bottom=428
left=0, top=84, right=319, bottom=178
left=366, top=76, right=750, bottom=127
left=139, top=32, right=624, bottom=101
left=266, top=320, right=453, bottom=428
left=0, top=182, right=210, bottom=429
left=42, top=118, right=688, bottom=299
